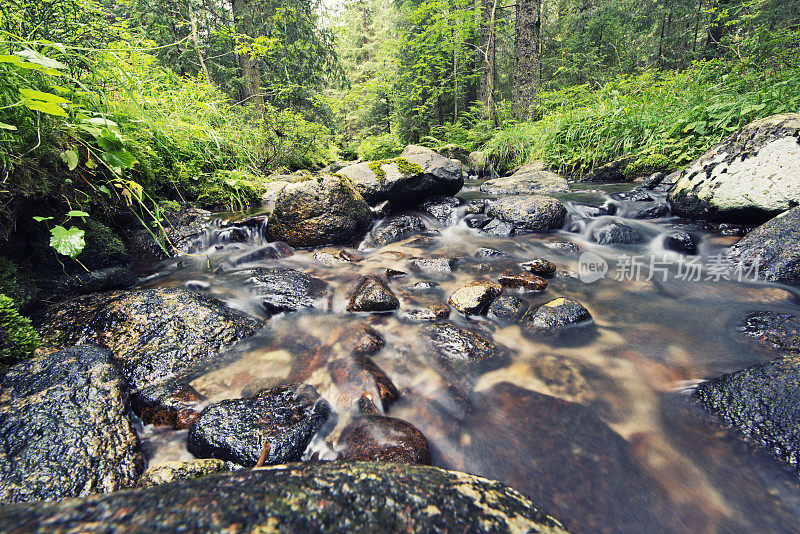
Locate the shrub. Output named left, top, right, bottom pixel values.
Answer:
left=0, top=294, right=39, bottom=365
left=358, top=133, right=404, bottom=160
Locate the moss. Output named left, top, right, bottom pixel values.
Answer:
left=197, top=169, right=267, bottom=211
left=623, top=153, right=672, bottom=179
left=368, top=157, right=424, bottom=185
left=0, top=257, right=38, bottom=308
left=81, top=220, right=128, bottom=269
left=0, top=294, right=38, bottom=365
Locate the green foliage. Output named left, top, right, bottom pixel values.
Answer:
left=81, top=219, right=127, bottom=268
left=358, top=133, right=404, bottom=161
left=197, top=169, right=268, bottom=211
left=482, top=61, right=800, bottom=174
left=0, top=294, right=38, bottom=365
left=0, top=257, right=37, bottom=307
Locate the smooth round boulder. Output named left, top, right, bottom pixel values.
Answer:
left=0, top=346, right=143, bottom=504
left=422, top=322, right=507, bottom=374
left=728, top=206, right=800, bottom=283
left=187, top=384, right=331, bottom=467
left=338, top=416, right=432, bottom=465
left=38, top=288, right=261, bottom=390
left=669, top=113, right=800, bottom=223
left=526, top=298, right=593, bottom=335
left=346, top=276, right=400, bottom=313
left=248, top=268, right=328, bottom=314
left=486, top=195, right=567, bottom=232
left=479, top=169, right=570, bottom=196
left=520, top=258, right=557, bottom=276
left=662, top=231, right=698, bottom=255
left=0, top=462, right=568, bottom=533
left=266, top=175, right=372, bottom=248
left=448, top=280, right=502, bottom=315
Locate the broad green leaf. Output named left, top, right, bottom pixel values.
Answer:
left=97, top=185, right=111, bottom=197
left=100, top=149, right=137, bottom=169
left=33, top=216, right=54, bottom=222
left=22, top=99, right=68, bottom=117
left=84, top=117, right=119, bottom=128
left=60, top=149, right=78, bottom=170
left=14, top=49, right=67, bottom=70
left=0, top=122, right=16, bottom=131
left=19, top=88, right=70, bottom=104
left=49, top=225, right=85, bottom=258
left=66, top=210, right=89, bottom=218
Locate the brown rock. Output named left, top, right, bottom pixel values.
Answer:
left=338, top=415, right=432, bottom=465
left=347, top=276, right=400, bottom=313
left=337, top=324, right=386, bottom=355
left=328, top=353, right=400, bottom=411
left=131, top=382, right=206, bottom=429
left=498, top=270, right=548, bottom=292
left=520, top=258, right=557, bottom=276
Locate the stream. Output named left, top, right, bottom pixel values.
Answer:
left=135, top=179, right=800, bottom=534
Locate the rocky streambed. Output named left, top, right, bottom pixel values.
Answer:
left=2, top=117, right=800, bottom=533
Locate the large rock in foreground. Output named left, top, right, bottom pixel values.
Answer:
left=266, top=175, right=372, bottom=248
left=38, top=288, right=261, bottom=390
left=728, top=206, right=800, bottom=283
left=487, top=195, right=567, bottom=232
left=0, top=462, right=568, bottom=533
left=339, top=153, right=463, bottom=207
left=669, top=113, right=800, bottom=223
left=0, top=346, right=143, bottom=504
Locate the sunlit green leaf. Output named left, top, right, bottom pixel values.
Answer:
left=49, top=225, right=85, bottom=258
left=60, top=149, right=79, bottom=170
left=19, top=88, right=70, bottom=104
left=22, top=99, right=68, bottom=117
left=66, top=210, right=89, bottom=218
left=15, top=49, right=67, bottom=70
left=32, top=216, right=54, bottom=222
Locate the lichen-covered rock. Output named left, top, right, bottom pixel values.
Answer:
left=187, top=384, right=331, bottom=467
left=525, top=298, right=593, bottom=335
left=359, top=214, right=426, bottom=249
left=486, top=195, right=567, bottom=232
left=448, top=281, right=502, bottom=315
left=422, top=322, right=507, bottom=375
left=0, top=345, right=143, bottom=504
left=248, top=268, right=328, bottom=314
left=693, top=355, right=800, bottom=470
left=669, top=113, right=800, bottom=223
left=266, top=175, right=372, bottom=248
left=339, top=153, right=464, bottom=207
left=0, top=462, right=568, bottom=533
left=338, top=416, right=432, bottom=464
left=130, top=382, right=205, bottom=429
left=346, top=276, right=400, bottom=313
left=737, top=311, right=800, bottom=354
left=38, top=288, right=260, bottom=390
left=138, top=459, right=230, bottom=488
left=728, top=206, right=800, bottom=283
left=479, top=169, right=570, bottom=196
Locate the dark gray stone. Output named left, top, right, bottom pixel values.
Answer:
left=662, top=231, right=698, bottom=255
left=480, top=218, right=515, bottom=236
left=359, top=214, right=426, bottom=249
left=487, top=195, right=568, bottom=232
left=488, top=295, right=530, bottom=322
left=420, top=196, right=461, bottom=223
left=525, top=298, right=593, bottom=335
left=248, top=268, right=328, bottom=314
left=422, top=322, right=507, bottom=374
left=591, top=221, right=644, bottom=245
left=729, top=206, right=800, bottom=283
left=346, top=276, right=400, bottom=313
left=737, top=311, right=800, bottom=353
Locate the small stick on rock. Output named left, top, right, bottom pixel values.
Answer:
left=255, top=439, right=271, bottom=468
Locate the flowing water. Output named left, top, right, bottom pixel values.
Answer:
left=136, top=180, right=800, bottom=534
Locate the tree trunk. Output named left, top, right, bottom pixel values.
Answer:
left=512, top=0, right=542, bottom=120
left=231, top=0, right=264, bottom=118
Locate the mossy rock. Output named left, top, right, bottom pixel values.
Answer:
left=0, top=257, right=38, bottom=308
left=623, top=154, right=672, bottom=180
left=0, top=294, right=38, bottom=365
left=81, top=220, right=129, bottom=270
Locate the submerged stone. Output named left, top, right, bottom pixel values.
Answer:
left=422, top=322, right=507, bottom=375
left=498, top=270, right=548, bottom=292
left=737, top=311, right=800, bottom=354
left=590, top=221, right=643, bottom=245
left=346, top=276, right=400, bottom=313
left=359, top=214, right=427, bottom=249
left=338, top=416, right=432, bottom=465
left=130, top=382, right=205, bottom=429
left=328, top=353, right=399, bottom=411
left=525, top=298, right=593, bottom=335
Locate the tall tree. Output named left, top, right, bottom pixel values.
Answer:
left=512, top=0, right=542, bottom=119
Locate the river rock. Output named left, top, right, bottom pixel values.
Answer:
left=479, top=169, right=570, bottom=196
left=669, top=113, right=800, bottom=222
left=338, top=416, right=432, bottom=465
left=337, top=324, right=386, bottom=355
left=525, top=298, right=593, bottom=335
left=488, top=295, right=530, bottom=322
left=408, top=257, right=457, bottom=279
left=591, top=220, right=644, bottom=245
left=449, top=281, right=503, bottom=315
left=487, top=195, right=567, bottom=232
left=260, top=179, right=290, bottom=211
left=328, top=353, right=399, bottom=411
left=728, top=206, right=800, bottom=283
left=359, top=214, right=426, bottom=249
left=347, top=276, right=400, bottom=313
left=138, top=459, right=230, bottom=488
left=543, top=241, right=580, bottom=254
left=693, top=354, right=800, bottom=470
left=420, top=195, right=461, bottom=223
left=187, top=384, right=331, bottom=467
left=130, top=382, right=205, bottom=429
left=38, top=288, right=260, bottom=390
left=339, top=153, right=464, bottom=207
left=0, top=345, right=143, bottom=504
left=422, top=322, right=506, bottom=375
left=401, top=145, right=435, bottom=155
left=480, top=218, right=516, bottom=236
left=437, top=144, right=470, bottom=165
left=629, top=202, right=670, bottom=220
left=498, top=270, right=548, bottom=292
left=0, top=462, right=568, bottom=533
left=737, top=311, right=800, bottom=353
left=265, top=175, right=371, bottom=248
left=662, top=231, right=698, bottom=255
left=248, top=268, right=328, bottom=314
left=399, top=304, right=451, bottom=322
left=520, top=258, right=557, bottom=276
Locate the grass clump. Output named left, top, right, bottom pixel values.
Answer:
left=0, top=294, right=38, bottom=365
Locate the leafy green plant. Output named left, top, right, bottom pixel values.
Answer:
left=0, top=294, right=39, bottom=365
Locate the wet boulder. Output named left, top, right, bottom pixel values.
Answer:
left=448, top=280, right=503, bottom=315
left=0, top=346, right=143, bottom=504
left=520, top=258, right=557, bottom=276
left=338, top=416, right=432, bottom=465
left=693, top=354, right=800, bottom=470
left=662, top=231, right=698, bottom=255
left=328, top=353, right=399, bottom=411
left=187, top=384, right=331, bottom=467
left=138, top=459, right=230, bottom=488
left=479, top=166, right=570, bottom=196
left=347, top=276, right=400, bottom=313
left=408, top=257, right=457, bottom=279
left=498, top=270, right=548, bottom=292
left=260, top=179, right=290, bottom=211
left=422, top=322, right=507, bottom=375
left=628, top=202, right=670, bottom=220
left=399, top=304, right=451, bottom=322
left=248, top=268, right=328, bottom=314
left=359, top=214, right=426, bottom=249
left=480, top=218, right=516, bottom=236
left=737, top=311, right=800, bottom=353
left=488, top=295, right=530, bottom=323
left=38, top=288, right=261, bottom=390
left=266, top=175, right=372, bottom=248
left=543, top=241, right=580, bottom=254
left=0, top=462, right=568, bottom=533
left=66, top=267, right=138, bottom=295
left=525, top=298, right=593, bottom=336
left=130, top=382, right=205, bottom=429
left=728, top=206, right=800, bottom=283
left=420, top=196, right=461, bottom=223
left=336, top=324, right=386, bottom=355
left=669, top=113, right=800, bottom=223
left=339, top=153, right=464, bottom=207
left=486, top=195, right=567, bottom=232
left=590, top=220, right=644, bottom=245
